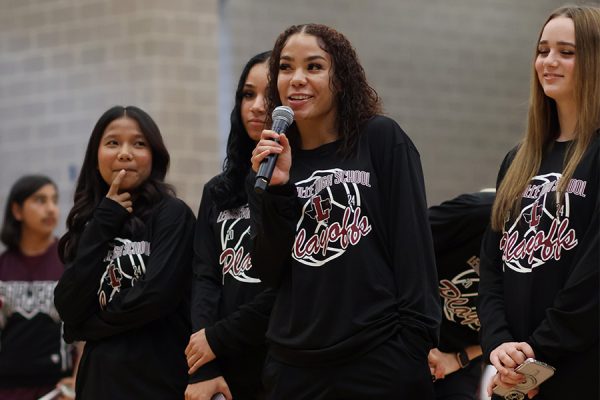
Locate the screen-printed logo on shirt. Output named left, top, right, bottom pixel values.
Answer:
left=293, top=168, right=372, bottom=267
left=500, top=173, right=586, bottom=273
left=98, top=238, right=150, bottom=309
left=218, top=205, right=261, bottom=284
left=439, top=268, right=480, bottom=331
left=0, top=281, right=60, bottom=325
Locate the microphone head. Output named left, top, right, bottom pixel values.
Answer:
left=272, top=106, right=294, bottom=125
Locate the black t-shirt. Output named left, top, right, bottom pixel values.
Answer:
left=55, top=196, right=195, bottom=399
left=248, top=115, right=441, bottom=366
left=429, top=191, right=495, bottom=353
left=479, top=137, right=599, bottom=399
left=189, top=181, right=275, bottom=397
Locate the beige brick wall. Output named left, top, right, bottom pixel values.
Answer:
left=223, top=0, right=569, bottom=205
left=0, top=0, right=219, bottom=238
left=0, top=0, right=576, bottom=247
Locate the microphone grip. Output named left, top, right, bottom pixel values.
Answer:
left=254, top=138, right=280, bottom=194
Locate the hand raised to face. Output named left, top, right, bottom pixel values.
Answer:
left=251, top=130, right=292, bottom=187
left=106, top=169, right=133, bottom=213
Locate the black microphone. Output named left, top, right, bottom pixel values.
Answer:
left=254, top=106, right=294, bottom=193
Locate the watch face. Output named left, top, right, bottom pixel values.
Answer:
left=458, top=351, right=469, bottom=368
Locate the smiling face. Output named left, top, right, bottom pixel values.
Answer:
left=97, top=117, right=152, bottom=191
left=535, top=16, right=576, bottom=105
left=241, top=62, right=269, bottom=142
left=12, top=183, right=59, bottom=238
left=277, top=33, right=337, bottom=133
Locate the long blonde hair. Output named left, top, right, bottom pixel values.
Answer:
left=491, top=5, right=600, bottom=231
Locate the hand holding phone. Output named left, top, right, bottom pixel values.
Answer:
left=492, top=358, right=555, bottom=399
left=58, top=384, right=76, bottom=398
left=37, top=384, right=75, bottom=400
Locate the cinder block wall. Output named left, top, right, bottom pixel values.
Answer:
left=0, top=0, right=219, bottom=241
left=223, top=0, right=568, bottom=205
left=0, top=0, right=573, bottom=249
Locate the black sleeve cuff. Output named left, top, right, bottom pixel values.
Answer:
left=262, top=182, right=300, bottom=219
left=401, top=324, right=433, bottom=360
left=205, top=326, right=227, bottom=358
left=188, top=360, right=223, bottom=384
left=93, top=197, right=130, bottom=234
left=265, top=181, right=296, bottom=196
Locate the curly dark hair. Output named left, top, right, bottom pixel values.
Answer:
left=210, top=51, right=271, bottom=210
left=1, top=175, right=57, bottom=251
left=58, top=105, right=174, bottom=263
left=266, top=23, right=382, bottom=157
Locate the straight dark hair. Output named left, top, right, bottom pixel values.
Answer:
left=210, top=51, right=271, bottom=210
left=1, top=175, right=57, bottom=251
left=58, top=105, right=174, bottom=263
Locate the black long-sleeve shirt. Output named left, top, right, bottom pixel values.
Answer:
left=478, top=137, right=599, bottom=399
left=248, top=115, right=441, bottom=366
left=429, top=191, right=495, bottom=353
left=54, top=196, right=195, bottom=399
left=189, top=181, right=275, bottom=398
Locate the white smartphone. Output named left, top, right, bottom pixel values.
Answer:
left=492, top=358, right=556, bottom=399
left=59, top=384, right=76, bottom=398
left=37, top=384, right=76, bottom=400
left=37, top=388, right=61, bottom=400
